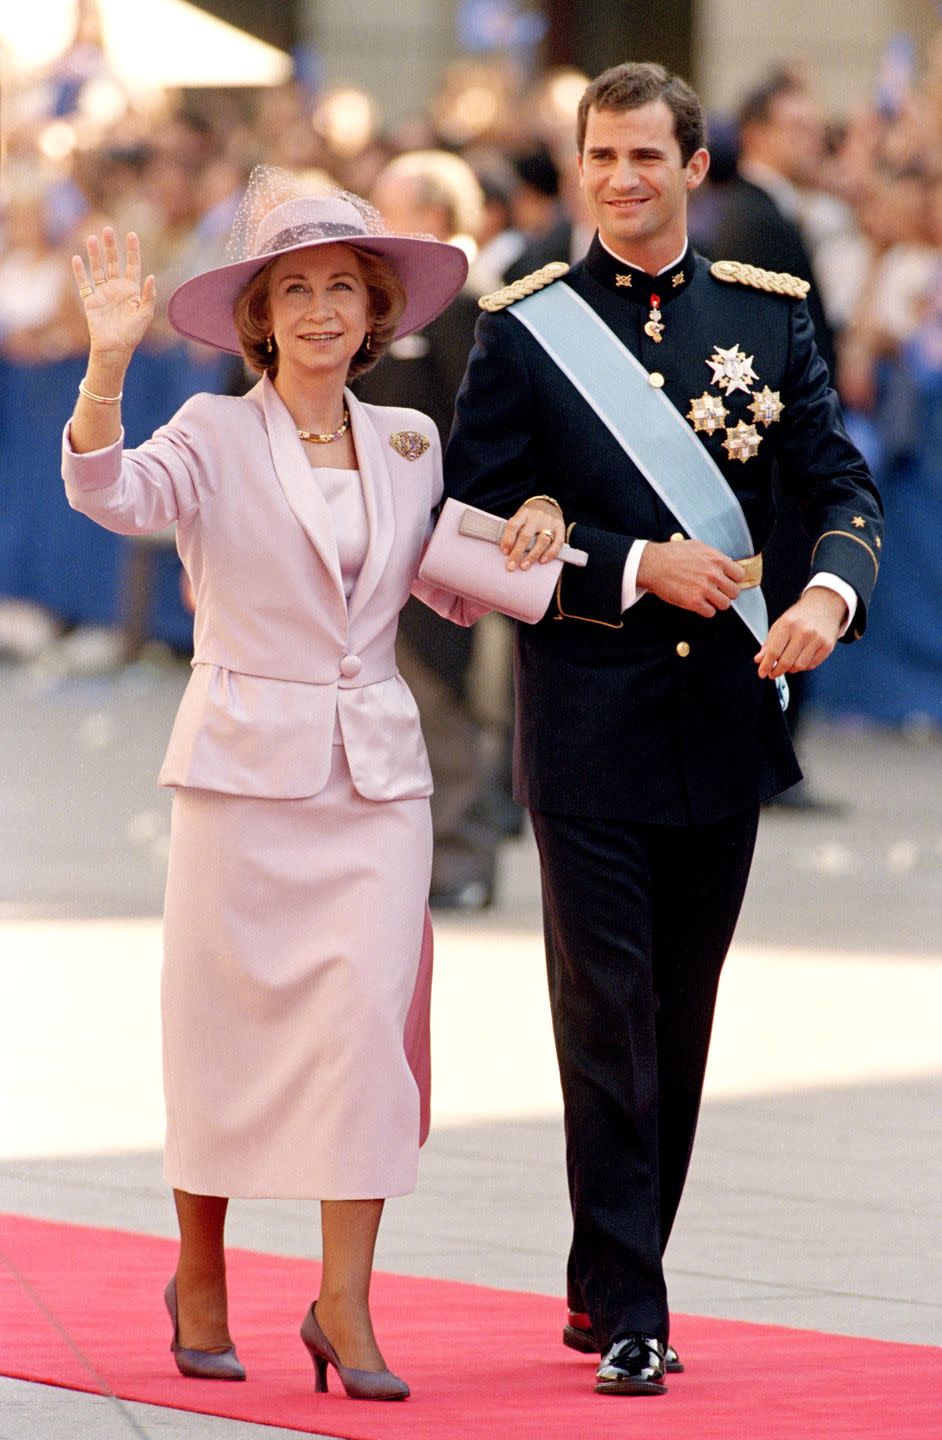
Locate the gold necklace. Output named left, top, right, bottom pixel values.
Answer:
left=297, top=405, right=350, bottom=444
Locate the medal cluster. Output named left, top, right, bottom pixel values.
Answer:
left=687, top=343, right=784, bottom=463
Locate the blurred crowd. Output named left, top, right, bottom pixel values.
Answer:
left=3, top=15, right=942, bottom=892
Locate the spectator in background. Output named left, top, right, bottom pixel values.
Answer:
left=714, top=69, right=836, bottom=375
left=357, top=150, right=509, bottom=908
left=713, top=70, right=839, bottom=807
left=0, top=182, right=87, bottom=363
left=507, top=143, right=593, bottom=283
left=466, top=154, right=525, bottom=293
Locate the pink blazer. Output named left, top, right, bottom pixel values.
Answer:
left=62, top=376, right=484, bottom=800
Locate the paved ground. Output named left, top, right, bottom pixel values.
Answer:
left=1, top=651, right=940, bottom=1439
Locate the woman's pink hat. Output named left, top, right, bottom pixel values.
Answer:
left=167, top=190, right=469, bottom=355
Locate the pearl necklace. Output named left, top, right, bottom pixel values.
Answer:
left=297, top=405, right=350, bottom=444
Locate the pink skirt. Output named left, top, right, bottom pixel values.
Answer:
left=161, top=745, right=433, bottom=1199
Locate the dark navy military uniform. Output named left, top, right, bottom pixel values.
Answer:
left=444, top=234, right=882, bottom=1351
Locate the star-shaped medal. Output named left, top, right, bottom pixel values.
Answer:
left=747, top=386, right=784, bottom=427
left=722, top=420, right=762, bottom=463
left=686, top=392, right=729, bottom=435
left=707, top=343, right=759, bottom=396
left=851, top=515, right=866, bottom=528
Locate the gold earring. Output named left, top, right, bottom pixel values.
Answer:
left=265, top=335, right=273, bottom=354
left=365, top=332, right=372, bottom=353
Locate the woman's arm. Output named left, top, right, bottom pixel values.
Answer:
left=69, top=227, right=155, bottom=454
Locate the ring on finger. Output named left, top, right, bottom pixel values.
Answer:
left=538, top=528, right=554, bottom=541
left=79, top=285, right=93, bottom=297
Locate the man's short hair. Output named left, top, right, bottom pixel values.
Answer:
left=576, top=61, right=706, bottom=165
left=737, top=68, right=805, bottom=129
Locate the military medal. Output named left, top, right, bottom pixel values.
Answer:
left=722, top=420, right=762, bottom=463
left=747, top=386, right=784, bottom=427
left=686, top=392, right=729, bottom=435
left=644, top=293, right=664, bottom=343
left=707, top=343, right=758, bottom=396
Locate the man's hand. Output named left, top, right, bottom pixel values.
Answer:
left=755, top=588, right=847, bottom=679
left=636, top=539, right=744, bottom=617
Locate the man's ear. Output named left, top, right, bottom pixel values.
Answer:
left=686, top=147, right=711, bottom=191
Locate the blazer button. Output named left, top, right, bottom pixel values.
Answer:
left=675, top=641, right=691, bottom=658
left=339, top=654, right=362, bottom=678
left=669, top=532, right=684, bottom=542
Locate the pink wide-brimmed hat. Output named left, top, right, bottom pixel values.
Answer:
left=167, top=191, right=469, bottom=355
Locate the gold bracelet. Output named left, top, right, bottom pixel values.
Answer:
left=79, top=377, right=123, bottom=405
left=524, top=493, right=563, bottom=512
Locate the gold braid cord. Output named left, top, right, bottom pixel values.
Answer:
left=710, top=259, right=810, bottom=300
left=478, top=261, right=571, bottom=312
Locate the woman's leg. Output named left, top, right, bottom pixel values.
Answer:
left=172, top=1189, right=234, bottom=1351
left=315, top=1198, right=386, bottom=1370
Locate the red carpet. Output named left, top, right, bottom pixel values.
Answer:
left=0, top=1213, right=938, bottom=1439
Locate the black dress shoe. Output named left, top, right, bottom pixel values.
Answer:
left=595, top=1334, right=667, bottom=1396
left=563, top=1311, right=683, bottom=1372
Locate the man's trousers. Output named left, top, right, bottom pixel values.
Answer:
left=530, top=805, right=760, bottom=1349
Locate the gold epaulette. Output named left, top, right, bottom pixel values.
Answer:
left=710, top=259, right=810, bottom=300
left=478, top=261, right=570, bottom=313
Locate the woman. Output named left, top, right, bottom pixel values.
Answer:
left=62, top=180, right=489, bottom=1402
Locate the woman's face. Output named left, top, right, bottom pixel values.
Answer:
left=266, top=243, right=369, bottom=383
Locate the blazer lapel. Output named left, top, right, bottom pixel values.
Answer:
left=261, top=374, right=345, bottom=598
left=346, top=390, right=395, bottom=623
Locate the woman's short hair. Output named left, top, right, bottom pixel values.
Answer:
left=233, top=245, right=407, bottom=381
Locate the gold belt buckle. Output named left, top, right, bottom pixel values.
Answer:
left=739, top=553, right=763, bottom=589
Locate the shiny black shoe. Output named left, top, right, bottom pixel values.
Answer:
left=595, top=1334, right=667, bottom=1396
left=563, top=1311, right=683, bottom=1372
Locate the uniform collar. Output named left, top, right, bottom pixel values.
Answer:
left=585, top=232, right=693, bottom=304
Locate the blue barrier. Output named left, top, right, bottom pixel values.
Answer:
left=0, top=347, right=228, bottom=649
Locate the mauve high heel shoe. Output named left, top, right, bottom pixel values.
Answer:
left=299, top=1303, right=409, bottom=1401
left=164, top=1277, right=246, bottom=1381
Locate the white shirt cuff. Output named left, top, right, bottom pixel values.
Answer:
left=804, top=572, right=858, bottom=638
left=621, top=539, right=649, bottom=611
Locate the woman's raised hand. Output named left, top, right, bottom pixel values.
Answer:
left=72, top=227, right=156, bottom=359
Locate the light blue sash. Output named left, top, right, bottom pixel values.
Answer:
left=510, top=282, right=771, bottom=647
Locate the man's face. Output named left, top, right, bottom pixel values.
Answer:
left=578, top=100, right=707, bottom=262
left=764, top=91, right=825, bottom=184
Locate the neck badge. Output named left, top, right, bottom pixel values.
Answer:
left=643, top=292, right=664, bottom=343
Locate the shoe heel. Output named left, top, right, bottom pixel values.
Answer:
left=313, top=1354, right=329, bottom=1393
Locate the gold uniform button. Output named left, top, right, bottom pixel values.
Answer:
left=669, top=531, right=684, bottom=542
left=676, top=641, right=691, bottom=659
left=648, top=371, right=665, bottom=388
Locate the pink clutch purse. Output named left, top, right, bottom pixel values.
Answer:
left=419, top=498, right=588, bottom=623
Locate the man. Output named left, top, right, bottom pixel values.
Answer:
left=356, top=150, right=507, bottom=907
left=715, top=69, right=836, bottom=372
left=444, top=62, right=881, bottom=1396
left=714, top=72, right=839, bottom=789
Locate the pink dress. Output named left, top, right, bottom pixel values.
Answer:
left=62, top=382, right=485, bottom=1203
left=161, top=469, right=432, bottom=1199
